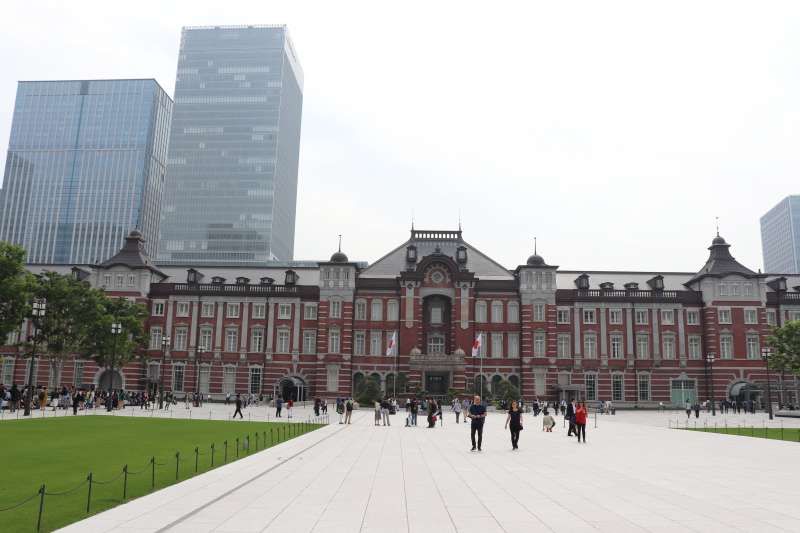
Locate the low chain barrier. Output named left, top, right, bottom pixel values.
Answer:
left=668, top=417, right=800, bottom=442
left=0, top=414, right=327, bottom=532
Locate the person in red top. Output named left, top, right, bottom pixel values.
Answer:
left=575, top=401, right=588, bottom=443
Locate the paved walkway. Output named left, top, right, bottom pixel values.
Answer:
left=56, top=407, right=800, bottom=533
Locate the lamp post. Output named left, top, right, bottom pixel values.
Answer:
left=761, top=347, right=774, bottom=420
left=195, top=346, right=206, bottom=400
left=23, top=299, right=46, bottom=416
left=107, top=322, right=122, bottom=411
left=706, top=352, right=716, bottom=416
left=159, top=335, right=170, bottom=409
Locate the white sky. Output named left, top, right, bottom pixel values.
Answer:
left=1, top=1, right=798, bottom=272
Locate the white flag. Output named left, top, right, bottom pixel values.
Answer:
left=386, top=331, right=397, bottom=356
left=471, top=334, right=482, bottom=357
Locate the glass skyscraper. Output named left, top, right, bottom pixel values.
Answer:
left=0, top=79, right=172, bottom=264
left=158, top=25, right=304, bottom=264
left=761, top=195, right=800, bottom=274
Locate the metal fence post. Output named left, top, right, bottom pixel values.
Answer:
left=86, top=473, right=93, bottom=513
left=195, top=447, right=199, bottom=473
left=37, top=484, right=45, bottom=532
left=224, top=440, right=228, bottom=463
left=151, top=457, right=155, bottom=489
left=236, top=437, right=239, bottom=458
left=256, top=432, right=259, bottom=451
left=175, top=452, right=180, bottom=480
left=123, top=465, right=128, bottom=500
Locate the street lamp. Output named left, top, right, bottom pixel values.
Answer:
left=159, top=335, right=170, bottom=409
left=761, top=347, right=774, bottom=420
left=706, top=352, right=716, bottom=416
left=195, top=346, right=206, bottom=401
left=23, top=299, right=46, bottom=416
left=107, top=322, right=122, bottom=411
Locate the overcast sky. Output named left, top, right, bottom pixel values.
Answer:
left=1, top=1, right=798, bottom=272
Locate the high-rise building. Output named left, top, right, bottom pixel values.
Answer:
left=158, top=25, right=304, bottom=265
left=0, top=79, right=172, bottom=264
left=760, top=195, right=800, bottom=273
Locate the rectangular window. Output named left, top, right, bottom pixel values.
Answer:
left=201, top=302, right=215, bottom=318
left=199, top=327, right=212, bottom=351
left=534, top=331, right=546, bottom=357
left=147, top=362, right=160, bottom=381
left=176, top=302, right=190, bottom=317
left=224, top=329, right=238, bottom=352
left=354, top=331, right=365, bottom=355
left=662, top=336, right=675, bottom=359
left=152, top=302, right=164, bottom=316
left=718, top=309, right=731, bottom=324
left=637, top=335, right=649, bottom=359
left=330, top=300, right=341, bottom=319
left=278, top=304, right=291, bottom=319
left=635, top=310, right=648, bottom=325
left=116, top=274, right=124, bottom=288
left=638, top=374, right=651, bottom=401
left=688, top=336, right=701, bottom=359
left=249, top=367, right=262, bottom=394
left=430, top=307, right=443, bottom=324
left=73, top=361, right=84, bottom=386
left=277, top=330, right=290, bottom=353
left=507, top=303, right=519, bottom=323
left=149, top=326, right=163, bottom=350
left=25, top=359, right=38, bottom=385
left=370, top=331, right=382, bottom=356
left=172, top=365, right=185, bottom=392
left=507, top=333, right=519, bottom=358
left=251, top=329, right=264, bottom=352
left=491, top=333, right=503, bottom=358
left=252, top=304, right=266, bottom=319
left=355, top=301, right=367, bottom=320
left=534, top=303, right=545, bottom=322
left=610, top=334, right=623, bottom=359
left=48, top=361, right=61, bottom=389
left=491, top=302, right=503, bottom=323
left=371, top=300, right=383, bottom=321
left=127, top=274, right=137, bottom=287
left=5, top=329, right=20, bottom=346
left=612, top=374, right=624, bottom=402
left=303, top=331, right=316, bottom=354
left=557, top=309, right=570, bottom=324
left=720, top=334, right=733, bottom=359
left=304, top=303, right=317, bottom=320
left=660, top=309, right=674, bottom=325
left=387, top=300, right=399, bottom=321
left=583, top=309, right=596, bottom=324
left=557, top=334, right=570, bottom=358
left=746, top=335, right=760, bottom=360
left=476, top=301, right=487, bottom=323
left=174, top=327, right=188, bottom=350
left=687, top=310, right=699, bottom=325
left=583, top=334, right=597, bottom=358
left=744, top=309, right=758, bottom=325
left=329, top=329, right=341, bottom=353
left=226, top=303, right=240, bottom=318
left=719, top=283, right=729, bottom=296
left=609, top=309, right=622, bottom=325
left=198, top=366, right=210, bottom=394
left=103, top=274, right=111, bottom=288
left=766, top=310, right=776, bottom=326
left=223, top=366, right=236, bottom=395
left=585, top=374, right=597, bottom=401
left=327, top=365, right=339, bottom=392
left=743, top=283, right=753, bottom=297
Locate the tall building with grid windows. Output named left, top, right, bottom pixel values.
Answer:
left=0, top=79, right=172, bottom=264
left=157, top=25, right=304, bottom=265
left=760, top=195, right=800, bottom=274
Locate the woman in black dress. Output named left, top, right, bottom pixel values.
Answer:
left=505, top=400, right=523, bottom=450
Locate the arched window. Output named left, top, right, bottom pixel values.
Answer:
left=353, top=372, right=365, bottom=394
left=491, top=375, right=503, bottom=397
left=508, top=375, right=520, bottom=389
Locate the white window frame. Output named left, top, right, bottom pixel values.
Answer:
left=746, top=334, right=760, bottom=360
left=585, top=373, right=597, bottom=401
left=507, top=333, right=519, bottom=358
left=475, top=301, right=488, bottom=323
left=370, top=331, right=382, bottom=356
left=303, top=303, right=317, bottom=320
left=226, top=303, right=240, bottom=318
left=638, top=373, right=651, bottom=401
left=582, top=309, right=596, bottom=324
left=250, top=328, right=264, bottom=352
left=720, top=334, right=733, bottom=359
left=744, top=308, right=758, bottom=325
left=252, top=304, right=266, bottom=319
left=609, top=309, right=622, bottom=325
left=556, top=308, right=570, bottom=324
left=688, top=335, right=702, bottom=359
left=533, top=303, right=545, bottom=322
left=660, top=309, right=674, bottom=325
left=491, top=301, right=503, bottom=323
left=355, top=300, right=367, bottom=321
left=152, top=302, right=165, bottom=317
left=635, top=309, right=648, bottom=325
left=718, top=308, right=732, bottom=324
left=387, top=300, right=399, bottom=321
left=201, top=302, right=215, bottom=318
left=583, top=333, right=597, bottom=359
left=533, top=331, right=546, bottom=357
left=610, top=334, right=623, bottom=359
left=302, top=330, right=316, bottom=354
left=149, top=326, right=163, bottom=350
left=223, top=365, right=236, bottom=395
left=176, top=302, right=190, bottom=317
left=491, top=333, right=503, bottom=358
left=557, top=334, right=571, bottom=358
left=329, top=328, right=341, bottom=353
left=174, top=327, right=188, bottom=350
left=507, top=302, right=519, bottom=323
left=371, top=300, right=383, bottom=321
left=172, top=363, right=185, bottom=392
left=766, top=310, right=777, bottom=326
left=225, top=328, right=238, bottom=352
left=662, top=335, right=676, bottom=359
left=686, top=310, right=699, bottom=325
left=249, top=366, right=262, bottom=394
left=199, top=327, right=212, bottom=351
left=276, top=329, right=290, bottom=353
left=612, top=374, right=624, bottom=402
left=636, top=334, right=649, bottom=359
left=354, top=331, right=366, bottom=355
left=329, top=300, right=342, bottom=319
left=278, top=304, right=292, bottom=320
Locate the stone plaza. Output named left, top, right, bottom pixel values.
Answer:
left=50, top=406, right=800, bottom=533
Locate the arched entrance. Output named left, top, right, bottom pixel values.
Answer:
left=98, top=369, right=123, bottom=390
left=729, top=381, right=761, bottom=405
left=275, top=376, right=307, bottom=402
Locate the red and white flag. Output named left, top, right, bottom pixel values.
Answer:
left=386, top=331, right=397, bottom=356
left=471, top=334, right=482, bottom=357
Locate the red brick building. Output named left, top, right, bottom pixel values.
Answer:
left=3, top=228, right=800, bottom=407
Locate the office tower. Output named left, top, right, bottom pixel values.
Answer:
left=761, top=195, right=800, bottom=274
left=158, top=25, right=304, bottom=265
left=0, top=79, right=172, bottom=264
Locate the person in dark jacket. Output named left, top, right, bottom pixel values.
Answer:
left=233, top=394, right=244, bottom=419
left=505, top=400, right=523, bottom=450
left=566, top=400, right=577, bottom=437
left=467, top=395, right=487, bottom=451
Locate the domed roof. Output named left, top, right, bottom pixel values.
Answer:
left=711, top=234, right=727, bottom=246
left=527, top=254, right=545, bottom=266
left=128, top=229, right=143, bottom=239
left=330, top=250, right=349, bottom=263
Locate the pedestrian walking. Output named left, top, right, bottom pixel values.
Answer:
left=344, top=398, right=353, bottom=424
left=233, top=394, right=244, bottom=419
left=575, top=401, right=587, bottom=443
left=685, top=401, right=691, bottom=419
left=566, top=399, right=577, bottom=437
left=381, top=398, right=391, bottom=426
left=287, top=399, right=293, bottom=418
left=275, top=397, right=283, bottom=418
left=337, top=399, right=345, bottom=424
left=453, top=397, right=462, bottom=423
left=374, top=400, right=382, bottom=425
left=467, top=395, right=487, bottom=451
left=411, top=398, right=418, bottom=426
left=505, top=400, right=523, bottom=450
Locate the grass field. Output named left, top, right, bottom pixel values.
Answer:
left=0, top=416, right=319, bottom=532
left=686, top=426, right=800, bottom=442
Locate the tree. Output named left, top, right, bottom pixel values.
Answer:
left=356, top=376, right=382, bottom=405
left=82, top=296, right=148, bottom=392
left=0, top=242, right=33, bottom=342
left=767, top=320, right=800, bottom=375
left=495, top=379, right=521, bottom=402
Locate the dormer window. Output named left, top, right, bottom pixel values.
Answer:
left=456, top=245, right=468, bottom=265
left=259, top=276, right=274, bottom=286
left=624, top=282, right=639, bottom=291
left=211, top=276, right=226, bottom=285
left=187, top=268, right=203, bottom=284
left=284, top=269, right=298, bottom=286
left=599, top=282, right=614, bottom=291
left=235, top=277, right=250, bottom=285
left=647, top=275, right=664, bottom=291
left=575, top=274, right=590, bottom=291
left=406, top=245, right=418, bottom=263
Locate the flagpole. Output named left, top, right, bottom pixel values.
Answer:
left=479, top=334, right=483, bottom=399
left=393, top=331, right=397, bottom=399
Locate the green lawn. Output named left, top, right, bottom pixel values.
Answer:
left=0, top=417, right=320, bottom=532
left=686, top=426, right=800, bottom=442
